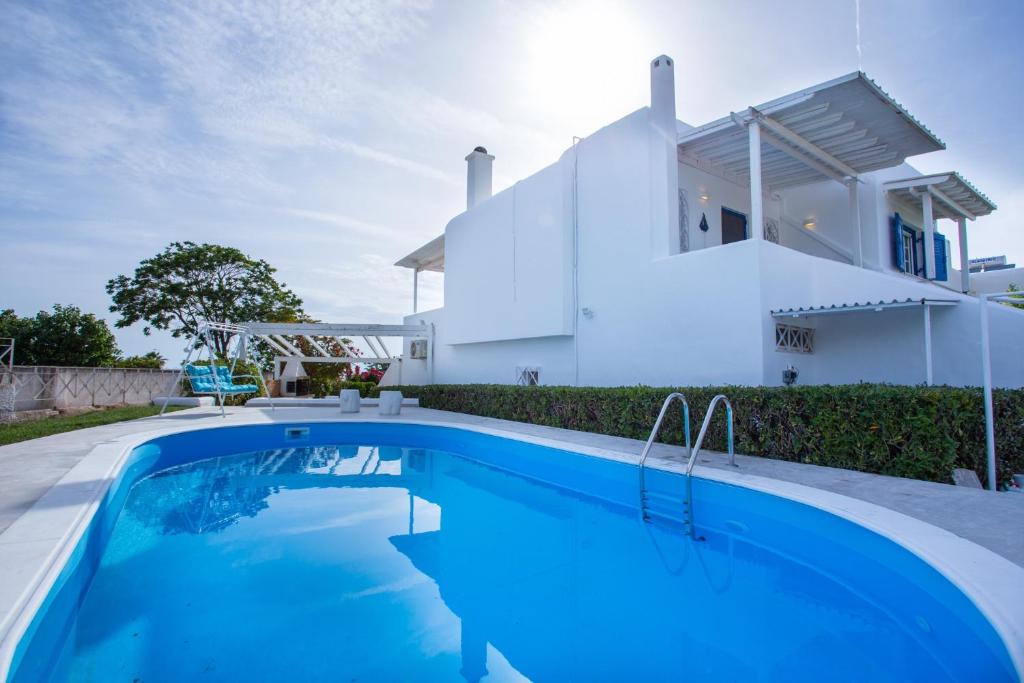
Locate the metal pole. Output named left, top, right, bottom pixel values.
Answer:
left=923, top=304, right=933, bottom=386
left=980, top=295, right=997, bottom=490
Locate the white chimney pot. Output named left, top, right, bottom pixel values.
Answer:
left=465, top=146, right=494, bottom=210
left=650, top=55, right=676, bottom=138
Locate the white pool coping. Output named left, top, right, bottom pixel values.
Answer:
left=1, top=406, right=1022, bottom=679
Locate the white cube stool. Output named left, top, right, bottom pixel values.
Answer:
left=339, top=389, right=361, bottom=413
left=378, top=390, right=403, bottom=416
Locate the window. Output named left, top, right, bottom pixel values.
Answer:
left=775, top=324, right=814, bottom=354
left=516, top=366, right=540, bottom=385
left=901, top=231, right=916, bottom=275
left=893, top=212, right=923, bottom=277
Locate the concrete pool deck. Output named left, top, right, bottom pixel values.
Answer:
left=1, top=404, right=1024, bottom=678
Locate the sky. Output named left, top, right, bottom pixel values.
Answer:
left=2, top=0, right=1023, bottom=362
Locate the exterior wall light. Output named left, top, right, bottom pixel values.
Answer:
left=803, top=219, right=816, bottom=229
left=783, top=365, right=799, bottom=386
left=698, top=192, right=710, bottom=202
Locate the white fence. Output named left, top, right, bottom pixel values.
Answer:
left=5, top=366, right=180, bottom=412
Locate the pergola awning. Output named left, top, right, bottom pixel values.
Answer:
left=244, top=322, right=430, bottom=368
left=771, top=297, right=958, bottom=318
left=771, top=297, right=958, bottom=386
left=882, top=172, right=996, bottom=221
left=395, top=234, right=445, bottom=272
left=678, top=72, right=945, bottom=190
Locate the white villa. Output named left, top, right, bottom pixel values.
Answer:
left=392, top=56, right=1022, bottom=388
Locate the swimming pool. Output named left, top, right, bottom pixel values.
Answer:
left=3, top=421, right=1021, bottom=681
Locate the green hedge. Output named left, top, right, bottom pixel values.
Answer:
left=372, top=384, right=1024, bottom=488
left=310, top=377, right=377, bottom=398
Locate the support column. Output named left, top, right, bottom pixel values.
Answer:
left=922, top=190, right=936, bottom=279
left=748, top=121, right=764, bottom=240
left=923, top=305, right=933, bottom=386
left=980, top=295, right=997, bottom=491
left=958, top=217, right=970, bottom=293
left=847, top=178, right=863, bottom=267
left=413, top=268, right=419, bottom=313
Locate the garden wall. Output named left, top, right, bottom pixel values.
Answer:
left=8, top=366, right=179, bottom=411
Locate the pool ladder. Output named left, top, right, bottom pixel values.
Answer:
left=638, top=393, right=735, bottom=538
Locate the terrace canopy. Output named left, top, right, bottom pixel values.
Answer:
left=395, top=234, right=445, bottom=313
left=678, top=72, right=946, bottom=267
left=882, top=172, right=997, bottom=292
left=771, top=297, right=959, bottom=386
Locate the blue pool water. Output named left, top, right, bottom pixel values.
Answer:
left=8, top=423, right=1017, bottom=682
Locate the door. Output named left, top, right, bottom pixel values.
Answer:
left=721, top=207, right=747, bottom=245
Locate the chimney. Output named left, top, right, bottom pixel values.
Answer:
left=649, top=55, right=676, bottom=140
left=465, top=146, right=494, bottom=210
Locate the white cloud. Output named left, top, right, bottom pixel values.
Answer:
left=278, top=207, right=399, bottom=238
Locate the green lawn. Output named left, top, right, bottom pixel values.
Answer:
left=0, top=405, right=184, bottom=446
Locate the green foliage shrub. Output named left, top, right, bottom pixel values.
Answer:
left=372, top=384, right=1024, bottom=488
left=309, top=377, right=377, bottom=398
left=0, top=305, right=120, bottom=366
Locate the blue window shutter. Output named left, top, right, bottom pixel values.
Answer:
left=892, top=213, right=905, bottom=270
left=934, top=233, right=948, bottom=281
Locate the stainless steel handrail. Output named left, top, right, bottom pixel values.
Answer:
left=683, top=394, right=735, bottom=538
left=638, top=392, right=691, bottom=520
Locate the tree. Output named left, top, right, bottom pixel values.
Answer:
left=106, top=242, right=304, bottom=358
left=1002, top=283, right=1024, bottom=310
left=0, top=305, right=121, bottom=366
left=117, top=350, right=166, bottom=369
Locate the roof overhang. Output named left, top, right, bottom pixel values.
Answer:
left=395, top=234, right=445, bottom=272
left=771, top=297, right=958, bottom=319
left=678, top=72, right=945, bottom=191
left=882, top=172, right=996, bottom=221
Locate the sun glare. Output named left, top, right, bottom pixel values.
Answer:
left=523, top=1, right=652, bottom=128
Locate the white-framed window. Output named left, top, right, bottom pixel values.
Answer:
left=901, top=231, right=916, bottom=275
left=775, top=324, right=814, bottom=354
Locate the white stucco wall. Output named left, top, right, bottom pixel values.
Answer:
left=757, top=241, right=1024, bottom=388
left=677, top=161, right=781, bottom=251
left=972, top=268, right=1024, bottom=295
left=444, top=158, right=574, bottom=345
left=776, top=179, right=858, bottom=266
left=401, top=307, right=575, bottom=386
